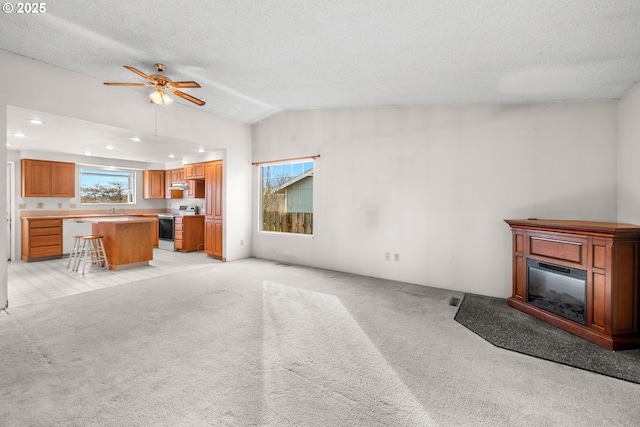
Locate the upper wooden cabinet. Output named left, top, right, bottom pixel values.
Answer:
left=184, top=163, right=205, bottom=180
left=21, top=159, right=75, bottom=198
left=165, top=170, right=183, bottom=199
left=143, top=170, right=165, bottom=199
left=171, top=168, right=185, bottom=184
left=187, top=179, right=205, bottom=198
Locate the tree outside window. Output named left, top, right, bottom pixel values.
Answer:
left=80, top=169, right=135, bottom=204
left=261, top=160, right=313, bottom=234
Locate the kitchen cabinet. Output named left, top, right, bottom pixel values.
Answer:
left=175, top=216, right=204, bottom=252
left=143, top=170, right=165, bottom=199
left=184, top=162, right=205, bottom=180
left=21, top=218, right=63, bottom=261
left=187, top=179, right=205, bottom=198
left=171, top=168, right=185, bottom=184
left=204, top=160, right=223, bottom=259
left=164, top=170, right=183, bottom=199
left=21, top=159, right=75, bottom=198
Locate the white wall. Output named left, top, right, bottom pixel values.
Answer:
left=1, top=106, right=7, bottom=307
left=0, top=49, right=253, bottom=308
left=251, top=102, right=619, bottom=297
left=618, top=82, right=640, bottom=223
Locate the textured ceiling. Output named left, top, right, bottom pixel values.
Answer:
left=2, top=0, right=639, bottom=125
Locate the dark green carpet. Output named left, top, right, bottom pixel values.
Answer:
left=454, top=294, right=640, bottom=384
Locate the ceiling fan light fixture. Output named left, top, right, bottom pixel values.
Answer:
left=150, top=88, right=173, bottom=105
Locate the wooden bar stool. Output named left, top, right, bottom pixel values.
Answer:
left=67, top=234, right=91, bottom=270
left=79, top=235, right=109, bottom=274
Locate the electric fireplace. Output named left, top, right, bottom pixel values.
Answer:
left=505, top=219, right=640, bottom=350
left=526, top=259, right=586, bottom=325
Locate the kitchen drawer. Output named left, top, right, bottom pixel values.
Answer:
left=175, top=230, right=183, bottom=241
left=30, top=219, right=62, bottom=228
left=175, top=223, right=183, bottom=232
left=30, top=245, right=62, bottom=258
left=30, top=235, right=62, bottom=247
left=30, top=226, right=62, bottom=236
left=174, top=240, right=183, bottom=250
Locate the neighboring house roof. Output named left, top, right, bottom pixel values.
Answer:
left=273, top=169, right=314, bottom=193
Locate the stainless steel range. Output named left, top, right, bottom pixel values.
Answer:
left=179, top=205, right=199, bottom=215
left=157, top=214, right=177, bottom=251
left=157, top=206, right=199, bottom=251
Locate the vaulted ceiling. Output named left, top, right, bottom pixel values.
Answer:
left=2, top=1, right=640, bottom=163
left=3, top=0, right=639, bottom=124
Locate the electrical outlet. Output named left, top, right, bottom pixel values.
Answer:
left=18, top=203, right=26, bottom=209
left=70, top=203, right=76, bottom=209
left=58, top=203, right=63, bottom=208
left=385, top=252, right=390, bottom=261
left=240, top=239, right=244, bottom=246
left=394, top=253, right=400, bottom=262
left=37, top=202, right=43, bottom=208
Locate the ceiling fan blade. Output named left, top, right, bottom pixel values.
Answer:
left=170, top=89, right=206, bottom=106
left=167, top=81, right=201, bottom=89
left=103, top=82, right=152, bottom=86
left=123, top=66, right=158, bottom=84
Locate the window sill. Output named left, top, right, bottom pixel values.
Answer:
left=258, top=231, right=314, bottom=239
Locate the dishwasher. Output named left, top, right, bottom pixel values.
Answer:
left=62, top=219, right=93, bottom=256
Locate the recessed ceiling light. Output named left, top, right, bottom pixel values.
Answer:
left=197, top=148, right=205, bottom=153
left=13, top=132, right=26, bottom=137
left=29, top=119, right=43, bottom=125
left=6, top=142, right=12, bottom=146
left=84, top=151, right=92, bottom=156
left=168, top=154, right=175, bottom=158
left=130, top=137, right=141, bottom=142
left=105, top=145, right=114, bottom=150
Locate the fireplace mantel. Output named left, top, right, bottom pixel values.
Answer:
left=505, top=219, right=640, bottom=350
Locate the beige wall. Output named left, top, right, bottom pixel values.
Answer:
left=618, top=83, right=640, bottom=223
left=251, top=102, right=619, bottom=297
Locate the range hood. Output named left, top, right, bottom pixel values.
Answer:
left=168, top=182, right=188, bottom=190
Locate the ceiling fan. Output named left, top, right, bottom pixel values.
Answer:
left=104, top=63, right=205, bottom=106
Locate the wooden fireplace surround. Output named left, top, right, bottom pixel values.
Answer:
left=505, top=219, right=640, bottom=350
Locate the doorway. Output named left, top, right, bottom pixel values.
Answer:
left=6, top=160, right=15, bottom=261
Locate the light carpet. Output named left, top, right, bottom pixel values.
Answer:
left=1, top=258, right=640, bottom=426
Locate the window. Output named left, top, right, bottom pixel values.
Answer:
left=261, top=160, right=313, bottom=234
left=80, top=168, right=135, bottom=204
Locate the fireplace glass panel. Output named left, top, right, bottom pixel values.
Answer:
left=526, top=259, right=587, bottom=325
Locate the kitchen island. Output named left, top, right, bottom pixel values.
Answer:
left=74, top=216, right=155, bottom=271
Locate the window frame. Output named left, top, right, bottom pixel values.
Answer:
left=259, top=159, right=314, bottom=237
left=79, top=167, right=137, bottom=205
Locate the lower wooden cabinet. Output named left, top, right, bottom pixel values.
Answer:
left=21, top=218, right=63, bottom=261
left=204, top=218, right=223, bottom=258
left=204, top=160, right=223, bottom=259
left=174, top=216, right=204, bottom=252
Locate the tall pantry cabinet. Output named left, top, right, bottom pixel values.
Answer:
left=204, top=160, right=223, bottom=259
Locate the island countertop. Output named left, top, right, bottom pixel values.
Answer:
left=82, top=216, right=156, bottom=271
left=73, top=215, right=157, bottom=224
